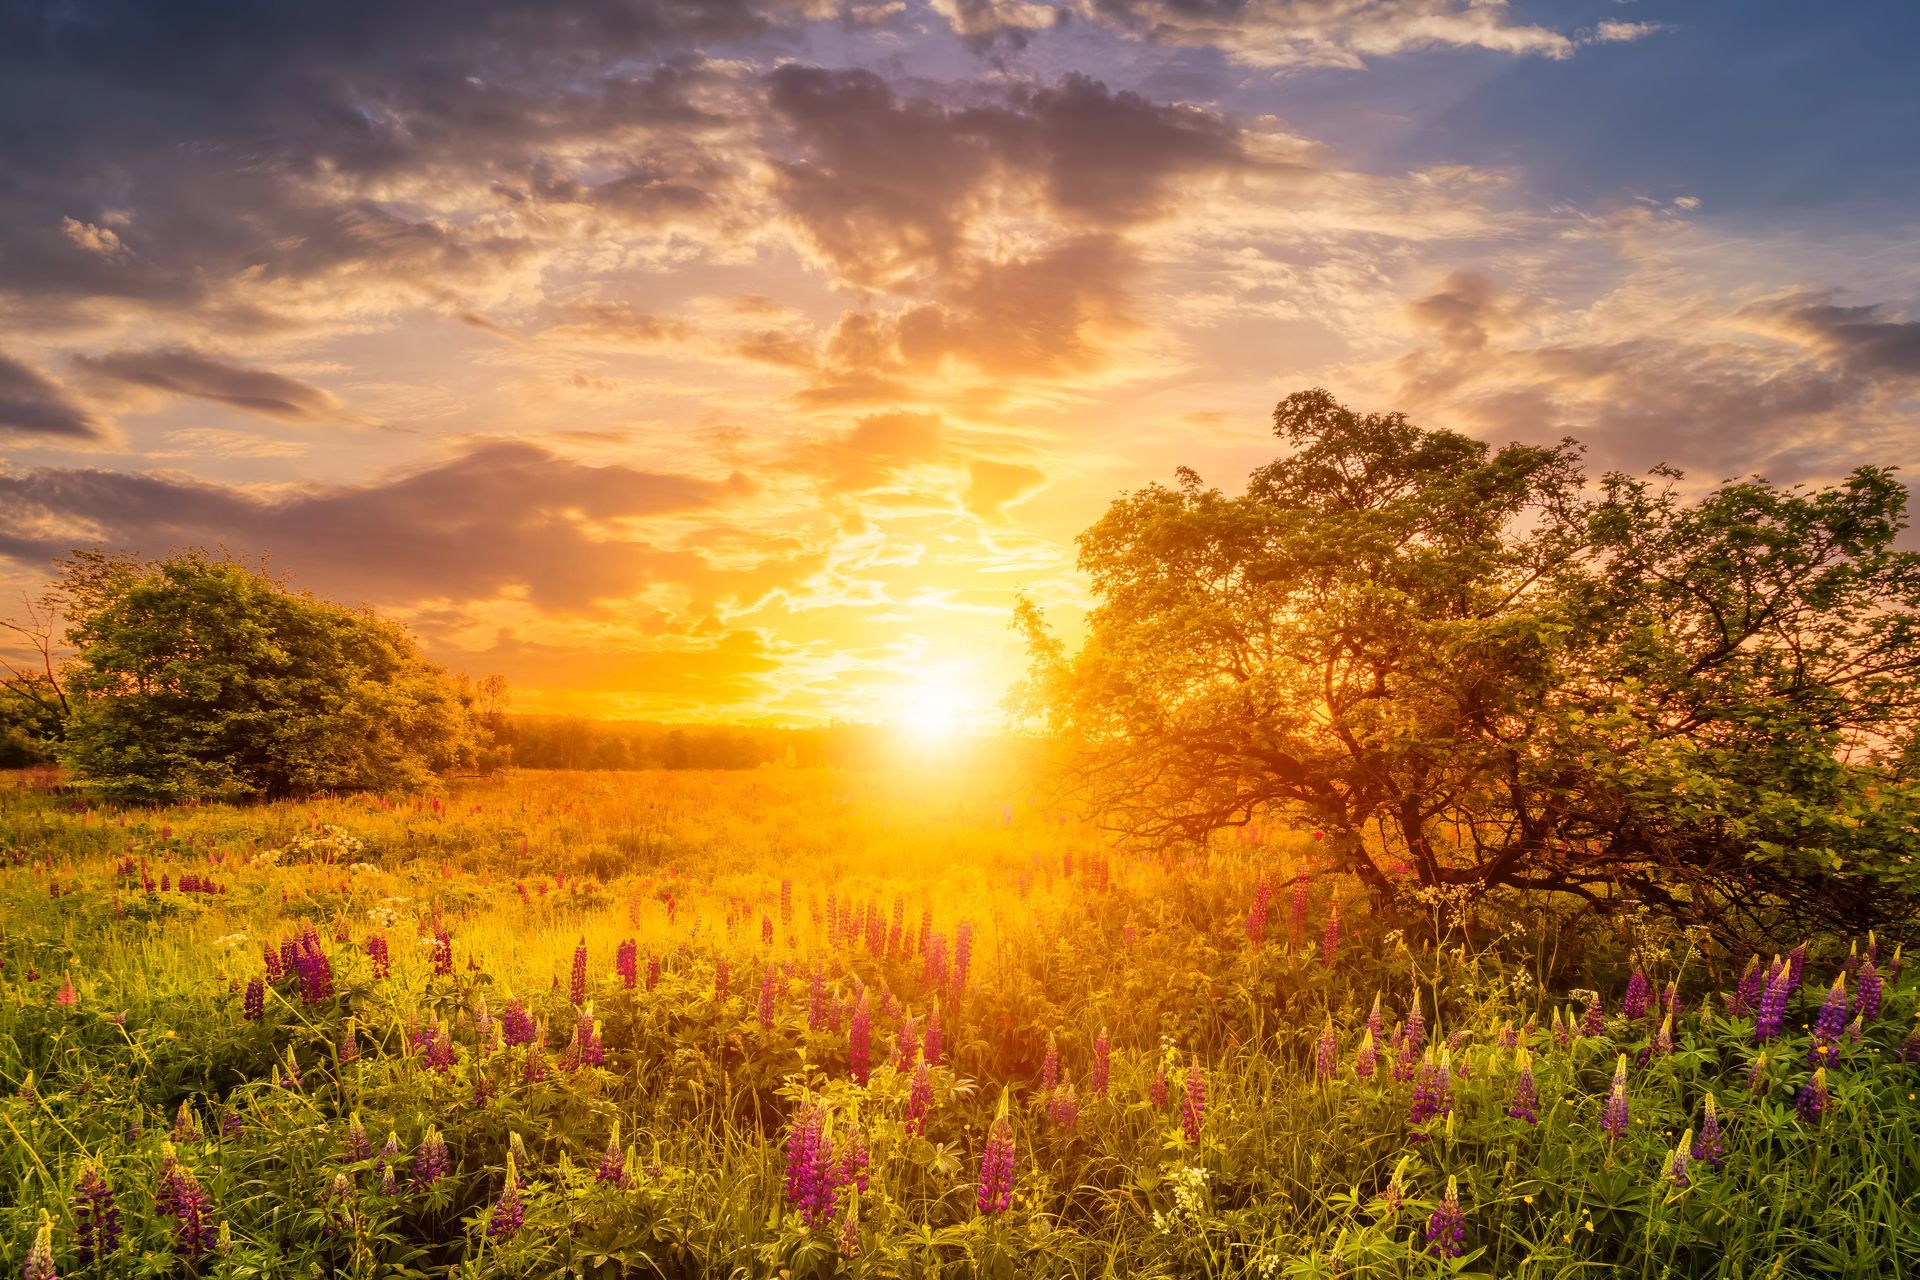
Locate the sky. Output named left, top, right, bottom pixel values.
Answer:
left=1, top=0, right=1917, bottom=727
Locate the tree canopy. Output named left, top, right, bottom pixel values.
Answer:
left=1017, top=389, right=1920, bottom=939
left=55, top=551, right=493, bottom=803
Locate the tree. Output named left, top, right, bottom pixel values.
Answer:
left=1016, top=389, right=1920, bottom=938
left=55, top=551, right=483, bottom=803
left=0, top=591, right=69, bottom=764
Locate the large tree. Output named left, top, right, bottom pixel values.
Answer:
left=55, top=551, right=487, bottom=802
left=1017, top=390, right=1920, bottom=937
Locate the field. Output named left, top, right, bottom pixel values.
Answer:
left=2, top=765, right=1916, bottom=1279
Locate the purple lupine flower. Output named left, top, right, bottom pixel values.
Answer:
left=807, top=963, right=827, bottom=1030
left=1090, top=1028, right=1110, bottom=1097
left=783, top=1106, right=836, bottom=1226
left=1653, top=1013, right=1674, bottom=1057
left=281, top=1045, right=302, bottom=1091
left=596, top=1123, right=628, bottom=1187
left=487, top=1155, right=524, bottom=1238
left=156, top=1147, right=218, bottom=1259
left=339, top=1016, right=360, bottom=1065
left=1315, top=1015, right=1338, bottom=1082
left=923, top=1001, right=943, bottom=1067
left=1623, top=969, right=1651, bottom=1020
left=924, top=933, right=950, bottom=988
left=1888, top=943, right=1903, bottom=986
left=1897, top=1023, right=1920, bottom=1062
left=345, top=1113, right=372, bottom=1160
left=75, top=1163, right=120, bottom=1266
left=1665, top=1135, right=1691, bottom=1190
left=366, top=933, right=390, bottom=979
left=1692, top=1094, right=1725, bottom=1169
left=1795, top=1067, right=1829, bottom=1124
left=849, top=990, right=871, bottom=1084
left=1047, top=1081, right=1080, bottom=1132
left=758, top=964, right=778, bottom=1030
left=1394, top=1026, right=1421, bottom=1083
left=976, top=1112, right=1016, bottom=1215
left=906, top=1059, right=934, bottom=1135
left=837, top=1122, right=870, bottom=1194
left=1810, top=973, right=1849, bottom=1064
left=646, top=953, right=661, bottom=990
left=297, top=937, right=333, bottom=1004
left=412, top=1128, right=450, bottom=1190
left=1858, top=959, right=1883, bottom=1023
left=1551, top=1008, right=1570, bottom=1050
left=1756, top=966, right=1789, bottom=1042
left=1403, top=992, right=1427, bottom=1054
left=1581, top=1000, right=1605, bottom=1038
left=1746, top=1050, right=1771, bottom=1094
left=423, top=1021, right=457, bottom=1074
left=1507, top=1052, right=1539, bottom=1123
left=1246, top=879, right=1269, bottom=945
left=1354, top=1029, right=1378, bottom=1079
left=1497, top=1020, right=1517, bottom=1050
left=1732, top=955, right=1762, bottom=1017
left=1321, top=900, right=1341, bottom=965
left=1180, top=1055, right=1205, bottom=1143
left=1408, top=1050, right=1454, bottom=1132
left=616, top=939, right=638, bottom=989
left=501, top=999, right=536, bottom=1047
left=894, top=1011, right=919, bottom=1074
left=1288, top=878, right=1309, bottom=945
left=219, top=1106, right=243, bottom=1140
left=432, top=929, right=453, bottom=976
left=1424, top=1176, right=1465, bottom=1258
left=570, top=939, right=588, bottom=1007
left=242, top=978, right=264, bottom=1022
left=1786, top=944, right=1807, bottom=998
left=23, top=1215, right=55, bottom=1280
left=1366, top=993, right=1384, bottom=1039
left=1041, top=1034, right=1059, bottom=1091
left=1149, top=1066, right=1168, bottom=1107
left=1661, top=980, right=1679, bottom=1022
left=1601, top=1055, right=1630, bottom=1139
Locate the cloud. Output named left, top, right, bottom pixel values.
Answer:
left=0, top=443, right=752, bottom=610
left=1582, top=20, right=1666, bottom=45
left=1077, top=0, right=1574, bottom=68
left=1750, top=297, right=1920, bottom=380
left=60, top=217, right=128, bottom=258
left=0, top=353, right=107, bottom=440
left=75, top=348, right=347, bottom=423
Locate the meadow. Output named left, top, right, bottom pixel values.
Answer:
left=1, top=764, right=1916, bottom=1279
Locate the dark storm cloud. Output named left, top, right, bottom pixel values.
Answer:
left=0, top=443, right=751, bottom=609
left=1758, top=299, right=1920, bottom=380
left=766, top=65, right=1261, bottom=288
left=75, top=349, right=345, bottom=423
left=0, top=353, right=106, bottom=440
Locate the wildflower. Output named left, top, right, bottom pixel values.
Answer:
left=955, top=920, right=974, bottom=989
left=977, top=1102, right=1016, bottom=1215
left=1425, top=1176, right=1465, bottom=1258
left=1409, top=1049, right=1454, bottom=1131
left=487, top=1154, right=524, bottom=1239
left=1354, top=1028, right=1377, bottom=1079
left=1858, top=959, right=1883, bottom=1023
left=281, top=1045, right=302, bottom=1091
left=219, top=1107, right=242, bottom=1140
left=1321, top=900, right=1341, bottom=964
left=758, top=964, right=778, bottom=1030
left=1624, top=968, right=1651, bottom=1019
left=1507, top=1051, right=1539, bottom=1124
left=905, top=1059, right=934, bottom=1135
left=75, top=1162, right=120, bottom=1266
left=1692, top=1094, right=1726, bottom=1169
left=1315, top=1014, right=1338, bottom=1081
left=432, top=929, right=453, bottom=976
left=837, top=1122, right=870, bottom=1193
left=1581, top=999, right=1605, bottom=1037
left=1732, top=955, right=1762, bottom=1017
left=242, top=978, right=264, bottom=1022
left=1755, top=966, right=1789, bottom=1042
left=1090, top=1027, right=1110, bottom=1097
left=413, top=1128, right=450, bottom=1190
left=923, top=1000, right=943, bottom=1067
left=849, top=989, right=871, bottom=1084
left=1665, top=1132, right=1692, bottom=1190
left=646, top=954, right=661, bottom=990
left=1810, top=973, right=1849, bottom=1064
left=836, top=1195, right=861, bottom=1259
left=714, top=957, right=729, bottom=1003
left=1796, top=1067, right=1829, bottom=1124
left=1601, top=1055, right=1630, bottom=1139
left=783, top=1106, right=836, bottom=1226
left=345, top=1113, right=372, bottom=1160
left=595, top=1122, right=628, bottom=1188
left=570, top=939, right=588, bottom=1007
left=56, top=977, right=76, bottom=1008
left=1552, top=1008, right=1570, bottom=1049
left=1047, top=1080, right=1080, bottom=1132
left=616, top=939, right=638, bottom=989
left=1365, top=993, right=1384, bottom=1039
left=1288, top=878, right=1310, bottom=945
left=1041, top=1033, right=1059, bottom=1091
left=1653, top=1013, right=1674, bottom=1057
left=1786, top=943, right=1807, bottom=997
left=173, top=1101, right=202, bottom=1144
left=1403, top=990, right=1427, bottom=1053
left=423, top=1020, right=457, bottom=1073
left=23, top=1213, right=55, bottom=1280
left=1246, top=881, right=1269, bottom=945
left=501, top=999, right=536, bottom=1047
left=366, top=933, right=390, bottom=979
left=1149, top=1066, right=1169, bottom=1107
left=1180, top=1054, right=1206, bottom=1143
left=155, top=1145, right=218, bottom=1259
left=1899, top=1024, right=1920, bottom=1062
left=1746, top=1051, right=1770, bottom=1095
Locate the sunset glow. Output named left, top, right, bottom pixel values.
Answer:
left=0, top=2, right=1914, bottom=725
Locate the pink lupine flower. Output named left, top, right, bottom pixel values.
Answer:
left=1090, top=1028, right=1110, bottom=1097
left=1315, top=1015, right=1338, bottom=1081
left=1321, top=900, right=1341, bottom=965
left=923, top=1000, right=943, bottom=1067
left=1601, top=1055, right=1630, bottom=1139
left=596, top=1122, right=629, bottom=1187
left=905, top=1059, right=934, bottom=1135
left=1507, top=1051, right=1539, bottom=1123
left=1041, top=1033, right=1059, bottom=1091
left=1354, top=1028, right=1378, bottom=1079
left=758, top=965, right=778, bottom=1030
left=849, top=989, right=871, bottom=1084
left=487, top=1154, right=524, bottom=1238
left=976, top=1106, right=1015, bottom=1215
left=1425, top=1176, right=1464, bottom=1257
left=1047, top=1080, right=1080, bottom=1132
left=1149, top=1066, right=1168, bottom=1108
left=616, top=939, right=638, bottom=989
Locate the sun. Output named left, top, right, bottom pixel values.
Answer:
left=897, top=665, right=980, bottom=744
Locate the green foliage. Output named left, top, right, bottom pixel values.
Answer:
left=55, top=551, right=483, bottom=802
left=1018, top=389, right=1920, bottom=939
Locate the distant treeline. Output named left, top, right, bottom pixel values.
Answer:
left=501, top=716, right=966, bottom=771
